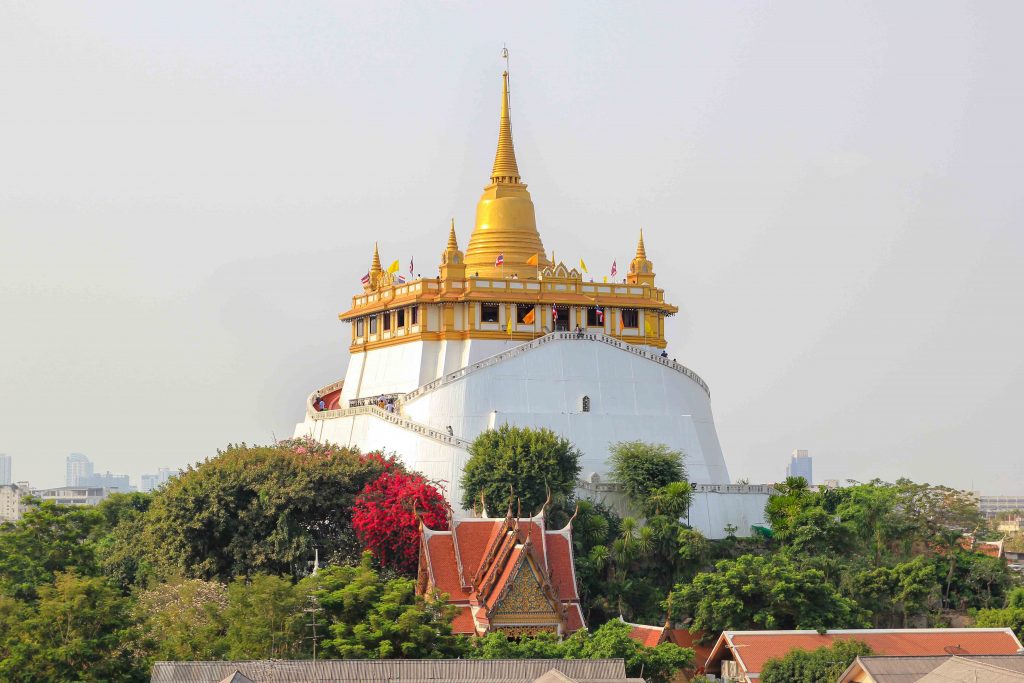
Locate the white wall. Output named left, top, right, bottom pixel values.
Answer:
left=402, top=337, right=730, bottom=484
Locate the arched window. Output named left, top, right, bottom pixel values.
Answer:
left=581, top=395, right=591, bottom=413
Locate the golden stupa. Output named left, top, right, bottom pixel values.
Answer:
left=464, top=71, right=551, bottom=278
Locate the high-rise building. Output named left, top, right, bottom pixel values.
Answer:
left=0, top=483, right=27, bottom=522
left=0, top=454, right=10, bottom=485
left=66, top=453, right=93, bottom=487
left=140, top=467, right=176, bottom=492
left=85, top=471, right=133, bottom=492
left=786, top=449, right=813, bottom=485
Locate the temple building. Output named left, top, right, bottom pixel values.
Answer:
left=294, top=64, right=767, bottom=537
left=417, top=504, right=584, bottom=637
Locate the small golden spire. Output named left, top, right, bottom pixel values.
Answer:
left=490, top=70, right=521, bottom=184
left=635, top=229, right=647, bottom=260
left=370, top=242, right=382, bottom=274
left=447, top=218, right=459, bottom=251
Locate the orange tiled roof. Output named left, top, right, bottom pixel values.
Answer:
left=706, top=629, right=1024, bottom=677
left=419, top=513, right=584, bottom=636
left=666, top=630, right=714, bottom=673
left=452, top=606, right=477, bottom=635
left=626, top=624, right=665, bottom=648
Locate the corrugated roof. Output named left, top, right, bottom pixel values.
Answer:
left=151, top=658, right=631, bottom=683
left=842, top=655, right=1024, bottom=682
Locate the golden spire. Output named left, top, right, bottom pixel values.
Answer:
left=370, top=242, right=382, bottom=274
left=447, top=218, right=459, bottom=251
left=635, top=229, right=647, bottom=260
left=490, top=71, right=521, bottom=184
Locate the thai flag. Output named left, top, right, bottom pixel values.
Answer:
left=409, top=257, right=414, bottom=276
left=552, top=305, right=558, bottom=321
left=611, top=260, right=617, bottom=277
left=396, top=275, right=406, bottom=284
left=597, top=307, right=604, bottom=323
left=360, top=272, right=370, bottom=284
left=495, top=253, right=504, bottom=267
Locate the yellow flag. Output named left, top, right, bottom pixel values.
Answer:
left=645, top=317, right=655, bottom=335
left=526, top=253, right=539, bottom=266
left=387, top=260, right=400, bottom=273
left=507, top=318, right=513, bottom=335
left=603, top=276, right=607, bottom=283
left=579, top=258, right=588, bottom=273
left=523, top=308, right=536, bottom=325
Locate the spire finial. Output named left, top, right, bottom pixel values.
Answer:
left=447, top=218, right=459, bottom=251
left=635, top=229, right=647, bottom=260
left=371, top=242, right=382, bottom=274
left=490, top=55, right=521, bottom=185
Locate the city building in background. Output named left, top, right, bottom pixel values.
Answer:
left=0, top=483, right=28, bottom=522
left=980, top=495, right=1024, bottom=518
left=85, top=471, right=133, bottom=492
left=786, top=449, right=813, bottom=485
left=0, top=454, right=10, bottom=485
left=36, top=486, right=113, bottom=507
left=140, top=468, right=176, bottom=492
left=65, top=453, right=93, bottom=486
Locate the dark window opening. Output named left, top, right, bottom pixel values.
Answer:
left=481, top=303, right=500, bottom=323
left=411, top=306, right=419, bottom=325
left=586, top=307, right=603, bottom=327
left=553, top=305, right=570, bottom=331
left=356, top=318, right=365, bottom=336
left=582, top=396, right=591, bottom=412
left=383, top=312, right=392, bottom=331
left=369, top=316, right=378, bottom=334
left=516, top=304, right=534, bottom=324
left=397, top=308, right=406, bottom=327
left=621, top=308, right=639, bottom=328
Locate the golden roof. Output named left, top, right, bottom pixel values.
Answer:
left=464, top=70, right=550, bottom=278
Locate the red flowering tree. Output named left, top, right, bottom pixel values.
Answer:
left=352, top=454, right=449, bottom=574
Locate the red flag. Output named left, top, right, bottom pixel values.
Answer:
left=611, top=260, right=617, bottom=277
left=552, top=305, right=558, bottom=321
left=597, top=307, right=604, bottom=323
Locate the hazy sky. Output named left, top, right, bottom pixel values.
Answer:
left=2, top=2, right=1022, bottom=492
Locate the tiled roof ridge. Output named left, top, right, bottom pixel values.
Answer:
left=472, top=516, right=517, bottom=587
left=477, top=529, right=521, bottom=598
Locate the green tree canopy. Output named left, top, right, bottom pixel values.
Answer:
left=468, top=620, right=693, bottom=683
left=461, top=425, right=581, bottom=515
left=608, top=441, right=686, bottom=511
left=142, top=439, right=388, bottom=581
left=760, top=639, right=872, bottom=683
left=671, top=553, right=865, bottom=635
left=316, top=553, right=466, bottom=659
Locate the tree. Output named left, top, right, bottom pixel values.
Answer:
left=136, top=579, right=228, bottom=661
left=224, top=574, right=310, bottom=659
left=467, top=620, right=693, bottom=683
left=316, top=553, right=466, bottom=659
left=845, top=555, right=938, bottom=628
left=461, top=426, right=581, bottom=515
left=143, top=439, right=389, bottom=581
left=608, top=441, right=686, bottom=510
left=974, top=588, right=1024, bottom=641
left=0, top=572, right=145, bottom=682
left=760, top=639, right=872, bottom=683
left=0, top=501, right=106, bottom=600
left=672, top=554, right=865, bottom=635
left=352, top=460, right=448, bottom=574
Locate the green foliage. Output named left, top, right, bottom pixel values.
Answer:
left=461, top=425, right=581, bottom=515
left=760, top=639, right=872, bottom=683
left=0, top=572, right=145, bottom=683
left=136, top=578, right=229, bottom=661
left=671, top=553, right=865, bottom=634
left=0, top=501, right=106, bottom=600
left=468, top=620, right=693, bottom=683
left=144, top=440, right=388, bottom=581
left=974, top=589, right=1024, bottom=641
left=317, top=553, right=466, bottom=659
left=608, top=441, right=686, bottom=508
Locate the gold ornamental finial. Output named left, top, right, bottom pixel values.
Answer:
left=370, top=242, right=382, bottom=274
left=447, top=218, right=459, bottom=251
left=490, top=64, right=521, bottom=185
left=635, top=229, right=647, bottom=260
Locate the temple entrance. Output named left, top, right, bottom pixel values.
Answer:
left=553, top=305, right=569, bottom=331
